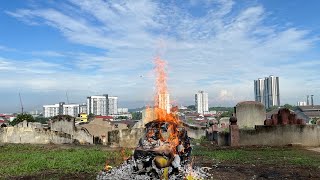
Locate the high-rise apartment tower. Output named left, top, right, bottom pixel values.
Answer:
left=195, top=91, right=209, bottom=115
left=254, top=75, right=280, bottom=109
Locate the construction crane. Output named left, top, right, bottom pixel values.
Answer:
left=19, top=92, right=24, bottom=113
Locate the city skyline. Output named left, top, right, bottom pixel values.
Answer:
left=254, top=75, right=280, bottom=109
left=1, top=1, right=320, bottom=112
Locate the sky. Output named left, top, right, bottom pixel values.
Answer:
left=1, top=0, right=320, bottom=113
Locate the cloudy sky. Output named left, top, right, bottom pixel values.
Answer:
left=1, top=0, right=320, bottom=112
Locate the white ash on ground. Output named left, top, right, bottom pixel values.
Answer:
left=96, top=159, right=212, bottom=180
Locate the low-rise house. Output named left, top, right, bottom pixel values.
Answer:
left=295, top=105, right=320, bottom=123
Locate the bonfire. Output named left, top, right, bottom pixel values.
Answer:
left=97, top=57, right=209, bottom=180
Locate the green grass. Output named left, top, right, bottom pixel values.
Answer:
left=1, top=144, right=319, bottom=179
left=0, top=144, right=132, bottom=178
left=192, top=146, right=320, bottom=168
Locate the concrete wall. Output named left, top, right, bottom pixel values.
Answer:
left=73, top=128, right=93, bottom=144
left=239, top=125, right=320, bottom=146
left=108, top=128, right=145, bottom=148
left=235, top=101, right=266, bottom=128
left=50, top=119, right=93, bottom=144
left=184, top=125, right=206, bottom=139
left=51, top=119, right=75, bottom=135
left=0, top=127, right=73, bottom=144
left=208, top=131, right=229, bottom=146
left=0, top=120, right=93, bottom=144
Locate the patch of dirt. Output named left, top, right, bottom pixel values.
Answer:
left=195, top=157, right=320, bottom=180
left=207, top=164, right=319, bottom=180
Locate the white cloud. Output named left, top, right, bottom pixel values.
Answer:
left=3, top=0, right=320, bottom=109
left=0, top=45, right=16, bottom=52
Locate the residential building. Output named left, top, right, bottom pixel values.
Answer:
left=195, top=91, right=209, bottom=114
left=0, top=114, right=9, bottom=126
left=254, top=78, right=264, bottom=103
left=117, top=108, right=129, bottom=114
left=79, top=103, right=87, bottom=113
left=254, top=75, right=280, bottom=109
left=297, top=101, right=307, bottom=106
left=43, top=104, right=60, bottom=118
left=87, top=95, right=108, bottom=116
left=63, top=104, right=80, bottom=117
left=294, top=105, right=320, bottom=123
left=108, top=96, right=118, bottom=115
left=158, top=93, right=170, bottom=114
left=86, top=94, right=118, bottom=115
left=43, top=102, right=80, bottom=118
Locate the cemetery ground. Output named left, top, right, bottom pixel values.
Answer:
left=0, top=143, right=320, bottom=179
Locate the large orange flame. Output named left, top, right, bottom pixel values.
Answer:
left=149, top=56, right=181, bottom=153
left=154, top=57, right=170, bottom=114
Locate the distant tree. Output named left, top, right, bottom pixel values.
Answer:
left=9, top=113, right=35, bottom=126
left=283, top=104, right=295, bottom=110
left=209, top=107, right=234, bottom=118
left=116, top=116, right=128, bottom=120
left=209, top=107, right=233, bottom=112
left=220, top=110, right=234, bottom=118
left=131, top=112, right=142, bottom=120
left=34, top=116, right=50, bottom=124
left=187, top=105, right=196, bottom=111
left=52, top=115, right=73, bottom=121
left=266, top=106, right=279, bottom=112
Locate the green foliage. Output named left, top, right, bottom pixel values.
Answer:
left=0, top=144, right=132, bottom=178
left=34, top=116, right=50, bottom=124
left=310, top=118, right=319, bottom=124
left=9, top=113, right=35, bottom=126
left=116, top=116, right=128, bottom=120
left=52, top=115, right=74, bottom=121
left=131, top=112, right=142, bottom=120
left=266, top=106, right=279, bottom=112
left=266, top=104, right=296, bottom=112
left=209, top=107, right=234, bottom=118
left=192, top=136, right=210, bottom=145
left=209, top=107, right=233, bottom=112
left=283, top=104, right=295, bottom=110
left=187, top=105, right=196, bottom=110
left=220, top=111, right=233, bottom=118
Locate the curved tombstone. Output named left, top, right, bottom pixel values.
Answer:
left=235, top=101, right=265, bottom=128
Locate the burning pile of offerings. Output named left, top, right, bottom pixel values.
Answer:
left=97, top=119, right=210, bottom=180
left=97, top=57, right=211, bottom=179
left=133, top=120, right=192, bottom=178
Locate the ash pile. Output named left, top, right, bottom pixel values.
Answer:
left=97, top=120, right=210, bottom=180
